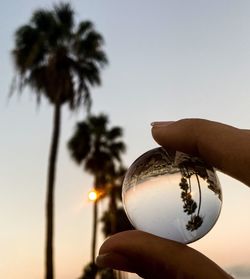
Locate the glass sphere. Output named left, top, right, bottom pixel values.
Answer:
left=122, top=147, right=222, bottom=244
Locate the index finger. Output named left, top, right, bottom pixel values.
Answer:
left=151, top=118, right=250, bottom=187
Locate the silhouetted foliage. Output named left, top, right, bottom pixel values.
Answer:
left=79, top=263, right=98, bottom=279
left=179, top=177, right=197, bottom=215
left=68, top=114, right=125, bottom=188
left=179, top=157, right=222, bottom=201
left=101, top=207, right=134, bottom=237
left=78, top=263, right=116, bottom=279
left=99, top=269, right=117, bottom=279
left=179, top=167, right=203, bottom=231
left=186, top=215, right=203, bottom=231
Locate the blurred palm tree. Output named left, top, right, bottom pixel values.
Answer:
left=11, top=3, right=107, bottom=278
left=67, top=114, right=126, bottom=273
left=100, top=167, right=133, bottom=237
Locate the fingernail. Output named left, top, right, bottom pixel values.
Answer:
left=151, top=121, right=175, bottom=127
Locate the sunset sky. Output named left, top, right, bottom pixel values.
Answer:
left=1, top=1, right=250, bottom=278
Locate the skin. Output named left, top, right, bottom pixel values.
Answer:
left=96, top=118, right=250, bottom=278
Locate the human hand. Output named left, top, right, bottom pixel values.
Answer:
left=96, top=119, right=247, bottom=278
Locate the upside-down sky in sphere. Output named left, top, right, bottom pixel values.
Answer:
left=1, top=1, right=250, bottom=278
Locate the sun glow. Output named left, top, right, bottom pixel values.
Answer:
left=88, top=190, right=98, bottom=201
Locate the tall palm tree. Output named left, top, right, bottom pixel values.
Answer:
left=11, top=3, right=107, bottom=279
left=67, top=114, right=126, bottom=266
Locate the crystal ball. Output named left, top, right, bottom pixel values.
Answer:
left=122, top=147, right=222, bottom=244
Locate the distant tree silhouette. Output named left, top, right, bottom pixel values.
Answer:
left=79, top=263, right=99, bottom=279
left=11, top=3, right=107, bottom=278
left=68, top=114, right=126, bottom=278
left=100, top=167, right=133, bottom=237
left=102, top=167, right=132, bottom=235
left=79, top=262, right=120, bottom=279
left=101, top=207, right=133, bottom=237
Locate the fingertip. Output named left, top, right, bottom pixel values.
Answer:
left=151, top=118, right=205, bottom=155
left=96, top=231, right=145, bottom=273
left=151, top=121, right=176, bottom=143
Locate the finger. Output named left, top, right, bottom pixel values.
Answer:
left=96, top=230, right=230, bottom=279
left=151, top=118, right=250, bottom=186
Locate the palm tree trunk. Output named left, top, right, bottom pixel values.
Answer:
left=91, top=200, right=98, bottom=263
left=45, top=102, right=61, bottom=279
left=195, top=173, right=202, bottom=216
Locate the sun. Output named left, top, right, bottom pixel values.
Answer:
left=88, top=190, right=98, bottom=201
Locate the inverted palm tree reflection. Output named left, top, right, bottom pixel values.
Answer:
left=178, top=154, right=222, bottom=232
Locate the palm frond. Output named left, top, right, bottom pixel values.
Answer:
left=13, top=25, right=46, bottom=72
left=109, top=142, right=126, bottom=161
left=31, top=9, right=55, bottom=32
left=85, top=31, right=104, bottom=48
left=107, top=127, right=123, bottom=141
left=15, top=25, right=37, bottom=48
left=92, top=50, right=108, bottom=67
left=54, top=2, right=74, bottom=32
left=75, top=33, right=105, bottom=61
left=88, top=114, right=108, bottom=132
left=30, top=9, right=59, bottom=48
left=67, top=121, right=91, bottom=164
left=11, top=2, right=107, bottom=115
left=77, top=21, right=93, bottom=36
left=26, top=65, right=47, bottom=104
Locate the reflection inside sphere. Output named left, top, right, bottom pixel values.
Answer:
left=122, top=147, right=222, bottom=244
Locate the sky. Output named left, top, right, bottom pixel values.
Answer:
left=1, top=0, right=250, bottom=278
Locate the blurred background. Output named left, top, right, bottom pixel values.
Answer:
left=1, top=0, right=250, bottom=278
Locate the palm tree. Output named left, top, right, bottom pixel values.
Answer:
left=11, top=3, right=107, bottom=279
left=67, top=114, right=126, bottom=269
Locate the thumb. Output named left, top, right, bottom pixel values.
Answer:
left=96, top=230, right=230, bottom=279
